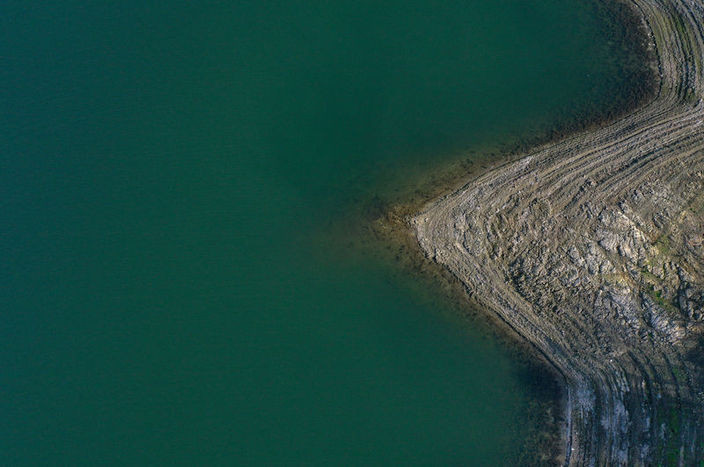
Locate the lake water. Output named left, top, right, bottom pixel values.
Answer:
left=2, top=1, right=648, bottom=464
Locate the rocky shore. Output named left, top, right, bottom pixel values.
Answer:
left=413, top=0, right=704, bottom=464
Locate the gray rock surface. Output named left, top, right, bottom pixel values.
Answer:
left=414, top=0, right=704, bottom=464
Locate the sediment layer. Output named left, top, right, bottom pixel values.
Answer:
left=413, top=0, right=704, bottom=464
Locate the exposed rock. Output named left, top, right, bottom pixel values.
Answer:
left=413, top=0, right=704, bottom=463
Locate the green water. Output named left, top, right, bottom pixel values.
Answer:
left=2, top=1, right=646, bottom=464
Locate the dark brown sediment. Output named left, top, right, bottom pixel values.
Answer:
left=412, top=0, right=704, bottom=464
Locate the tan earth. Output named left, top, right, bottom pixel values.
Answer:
left=413, top=0, right=704, bottom=464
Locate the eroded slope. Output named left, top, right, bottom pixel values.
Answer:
left=414, top=0, right=704, bottom=464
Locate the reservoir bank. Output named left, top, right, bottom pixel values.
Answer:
left=1, top=0, right=654, bottom=464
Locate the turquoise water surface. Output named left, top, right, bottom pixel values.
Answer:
left=2, top=1, right=646, bottom=464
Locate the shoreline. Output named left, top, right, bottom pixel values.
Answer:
left=343, top=1, right=663, bottom=462
left=411, top=0, right=704, bottom=464
left=353, top=0, right=660, bottom=462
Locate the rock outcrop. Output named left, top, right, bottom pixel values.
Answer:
left=413, top=0, right=704, bottom=464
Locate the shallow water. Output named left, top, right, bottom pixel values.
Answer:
left=2, top=1, right=647, bottom=464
